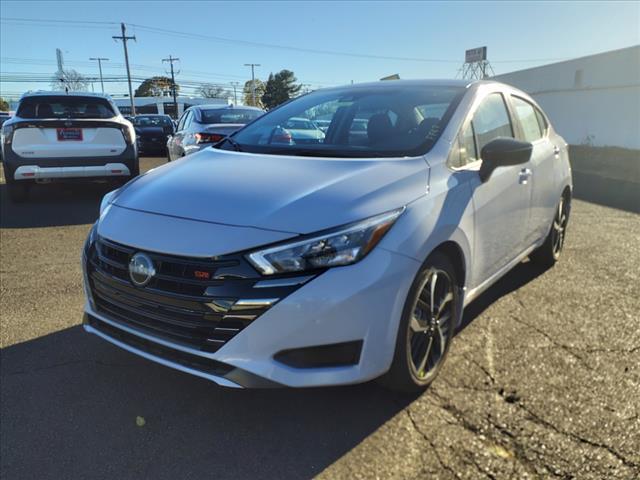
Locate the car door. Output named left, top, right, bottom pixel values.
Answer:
left=453, top=92, right=532, bottom=287
left=509, top=95, right=558, bottom=243
left=170, top=111, right=191, bottom=160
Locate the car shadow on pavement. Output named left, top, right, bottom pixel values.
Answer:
left=0, top=326, right=417, bottom=480
left=458, top=258, right=549, bottom=332
left=0, top=182, right=110, bottom=228
left=0, top=259, right=550, bottom=480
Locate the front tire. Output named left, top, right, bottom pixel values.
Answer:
left=530, top=192, right=571, bottom=268
left=379, top=252, right=460, bottom=392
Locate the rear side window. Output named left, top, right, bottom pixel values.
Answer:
left=472, top=93, right=514, bottom=155
left=17, top=96, right=116, bottom=119
left=511, top=96, right=543, bottom=142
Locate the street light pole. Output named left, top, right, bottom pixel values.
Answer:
left=112, top=23, right=136, bottom=115
left=230, top=81, right=239, bottom=105
left=89, top=57, right=109, bottom=93
left=244, top=63, right=260, bottom=105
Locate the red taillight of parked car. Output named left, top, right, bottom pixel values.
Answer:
left=194, top=132, right=225, bottom=144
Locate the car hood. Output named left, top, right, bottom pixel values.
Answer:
left=114, top=149, right=429, bottom=234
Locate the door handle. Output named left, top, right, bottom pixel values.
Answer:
left=553, top=145, right=561, bottom=156
left=519, top=168, right=532, bottom=185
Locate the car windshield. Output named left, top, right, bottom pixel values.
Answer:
left=133, top=115, right=173, bottom=127
left=16, top=96, right=116, bottom=119
left=201, top=108, right=262, bottom=124
left=222, top=84, right=465, bottom=158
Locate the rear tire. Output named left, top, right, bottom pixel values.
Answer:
left=7, top=181, right=30, bottom=203
left=130, top=159, right=140, bottom=177
left=530, top=192, right=571, bottom=268
left=378, top=252, right=460, bottom=392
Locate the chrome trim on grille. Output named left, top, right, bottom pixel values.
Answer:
left=253, top=275, right=314, bottom=288
left=232, top=298, right=280, bottom=310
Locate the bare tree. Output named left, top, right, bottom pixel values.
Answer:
left=198, top=84, right=228, bottom=99
left=51, top=69, right=90, bottom=92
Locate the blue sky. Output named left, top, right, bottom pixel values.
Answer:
left=1, top=0, right=639, bottom=100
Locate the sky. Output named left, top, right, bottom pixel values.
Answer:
left=1, top=0, right=639, bottom=101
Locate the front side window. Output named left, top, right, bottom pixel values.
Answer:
left=448, top=122, right=477, bottom=169
left=512, top=96, right=543, bottom=142
left=17, top=96, right=116, bottom=119
left=472, top=93, right=513, bottom=156
left=224, top=85, right=465, bottom=158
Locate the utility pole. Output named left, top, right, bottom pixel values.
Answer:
left=244, top=63, right=260, bottom=105
left=162, top=55, right=180, bottom=119
left=113, top=23, right=136, bottom=115
left=230, top=81, right=239, bottom=105
left=89, top=57, right=109, bottom=93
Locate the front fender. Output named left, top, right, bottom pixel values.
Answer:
left=379, top=166, right=474, bottom=290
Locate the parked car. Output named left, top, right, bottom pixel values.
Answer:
left=166, top=104, right=263, bottom=161
left=1, top=92, right=138, bottom=202
left=132, top=114, right=175, bottom=156
left=0, top=111, right=11, bottom=125
left=83, top=80, right=571, bottom=391
left=282, top=117, right=325, bottom=144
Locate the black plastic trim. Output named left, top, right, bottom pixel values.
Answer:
left=274, top=340, right=363, bottom=368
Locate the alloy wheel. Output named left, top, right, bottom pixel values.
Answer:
left=552, top=197, right=569, bottom=258
left=407, top=268, right=455, bottom=380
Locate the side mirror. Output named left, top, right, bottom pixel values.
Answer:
left=479, top=137, right=532, bottom=182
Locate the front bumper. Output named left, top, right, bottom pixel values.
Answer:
left=82, top=237, right=420, bottom=388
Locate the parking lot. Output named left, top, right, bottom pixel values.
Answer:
left=1, top=157, right=639, bottom=479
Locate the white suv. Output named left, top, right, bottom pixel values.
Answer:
left=1, top=92, right=138, bottom=202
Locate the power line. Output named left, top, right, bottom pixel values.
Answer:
left=0, top=17, right=567, bottom=64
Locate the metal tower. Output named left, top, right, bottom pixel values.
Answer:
left=458, top=47, right=495, bottom=80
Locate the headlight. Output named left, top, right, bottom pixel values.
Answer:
left=99, top=189, right=119, bottom=216
left=247, top=207, right=405, bottom=275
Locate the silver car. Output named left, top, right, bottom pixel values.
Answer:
left=166, top=104, right=263, bottom=161
left=84, top=80, right=571, bottom=391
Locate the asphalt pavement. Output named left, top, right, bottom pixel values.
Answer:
left=1, top=157, right=638, bottom=479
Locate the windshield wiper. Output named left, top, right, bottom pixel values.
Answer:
left=216, top=136, right=243, bottom=152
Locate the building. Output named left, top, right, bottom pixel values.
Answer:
left=113, top=95, right=230, bottom=117
left=495, top=45, right=640, bottom=149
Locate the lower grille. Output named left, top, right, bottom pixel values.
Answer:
left=86, top=313, right=233, bottom=376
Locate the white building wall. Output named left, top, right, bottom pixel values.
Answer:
left=495, top=45, right=640, bottom=149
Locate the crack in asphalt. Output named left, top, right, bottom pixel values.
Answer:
left=507, top=313, right=595, bottom=372
left=405, top=407, right=465, bottom=480
left=431, top=355, right=640, bottom=479
left=514, top=400, right=640, bottom=472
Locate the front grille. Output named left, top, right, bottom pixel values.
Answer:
left=87, top=237, right=306, bottom=353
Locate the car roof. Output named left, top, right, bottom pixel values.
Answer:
left=20, top=91, right=114, bottom=100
